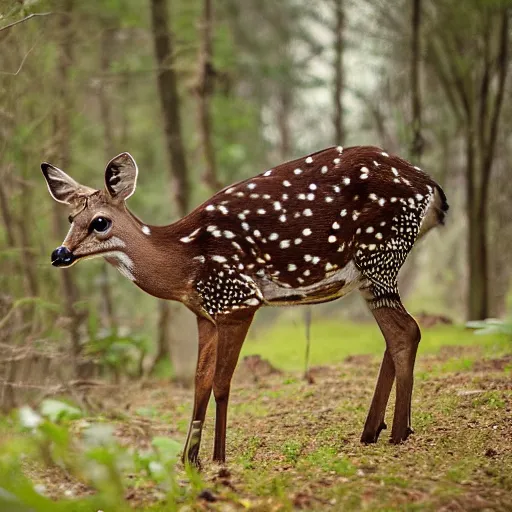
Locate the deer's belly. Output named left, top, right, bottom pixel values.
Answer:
left=256, top=260, right=365, bottom=306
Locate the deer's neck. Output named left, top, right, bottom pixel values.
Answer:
left=106, top=215, right=200, bottom=304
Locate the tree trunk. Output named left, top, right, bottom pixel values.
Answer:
left=410, top=0, right=423, bottom=162
left=197, top=0, right=221, bottom=192
left=150, top=0, right=190, bottom=215
left=150, top=0, right=192, bottom=379
left=277, top=84, right=292, bottom=160
left=467, top=10, right=508, bottom=320
left=98, top=27, right=117, bottom=331
left=333, top=0, right=344, bottom=145
left=50, top=0, right=83, bottom=375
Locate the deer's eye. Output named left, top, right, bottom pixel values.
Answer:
left=90, top=217, right=111, bottom=233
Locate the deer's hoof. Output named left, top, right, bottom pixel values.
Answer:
left=360, top=421, right=387, bottom=444
left=389, top=426, right=414, bottom=444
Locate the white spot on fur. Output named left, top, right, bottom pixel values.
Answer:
left=142, top=225, right=151, bottom=235
left=180, top=227, right=201, bottom=243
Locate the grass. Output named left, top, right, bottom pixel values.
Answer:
left=0, top=320, right=510, bottom=511
left=242, top=318, right=510, bottom=371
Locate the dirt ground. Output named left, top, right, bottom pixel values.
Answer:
left=29, top=348, right=512, bottom=511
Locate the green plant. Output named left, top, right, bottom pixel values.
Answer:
left=466, top=318, right=512, bottom=337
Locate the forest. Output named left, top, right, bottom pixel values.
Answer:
left=0, top=0, right=511, bottom=510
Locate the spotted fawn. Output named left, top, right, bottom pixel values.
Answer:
left=42, top=145, right=449, bottom=464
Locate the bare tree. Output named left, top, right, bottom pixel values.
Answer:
left=333, top=0, right=345, bottom=145
left=150, top=0, right=192, bottom=377
left=150, top=0, right=190, bottom=215
left=97, top=26, right=118, bottom=331
left=410, top=0, right=423, bottom=162
left=427, top=3, right=509, bottom=319
left=196, top=0, right=221, bottom=191
left=49, top=0, right=83, bottom=375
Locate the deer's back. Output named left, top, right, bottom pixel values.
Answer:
left=180, top=146, right=446, bottom=313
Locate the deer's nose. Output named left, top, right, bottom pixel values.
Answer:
left=51, top=246, right=75, bottom=267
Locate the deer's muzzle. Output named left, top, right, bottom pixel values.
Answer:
left=51, top=246, right=75, bottom=267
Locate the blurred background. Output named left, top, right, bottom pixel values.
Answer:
left=1, top=0, right=511, bottom=401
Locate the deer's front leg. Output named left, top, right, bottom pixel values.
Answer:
left=182, top=316, right=217, bottom=466
left=212, top=309, right=255, bottom=463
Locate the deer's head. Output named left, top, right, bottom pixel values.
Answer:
left=41, top=153, right=140, bottom=269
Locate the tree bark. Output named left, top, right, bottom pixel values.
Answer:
left=98, top=27, right=117, bottom=331
left=333, top=0, right=344, bottom=145
left=427, top=5, right=509, bottom=320
left=50, top=0, right=82, bottom=374
left=150, top=0, right=190, bottom=215
left=467, top=10, right=509, bottom=320
left=196, top=0, right=221, bottom=192
left=277, top=84, right=292, bottom=160
left=150, top=0, right=191, bottom=379
left=410, top=0, right=423, bottom=162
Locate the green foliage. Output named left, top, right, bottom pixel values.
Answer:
left=2, top=400, right=191, bottom=511
left=466, top=318, right=512, bottom=337
left=40, top=399, right=83, bottom=422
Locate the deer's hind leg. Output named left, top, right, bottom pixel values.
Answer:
left=361, top=288, right=420, bottom=444
left=360, top=347, right=395, bottom=443
left=355, top=243, right=421, bottom=444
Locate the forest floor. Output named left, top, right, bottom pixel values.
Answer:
left=4, top=322, right=512, bottom=511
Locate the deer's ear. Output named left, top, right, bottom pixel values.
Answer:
left=105, top=152, right=138, bottom=200
left=41, top=163, right=95, bottom=205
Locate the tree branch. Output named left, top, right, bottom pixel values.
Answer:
left=0, top=12, right=53, bottom=33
